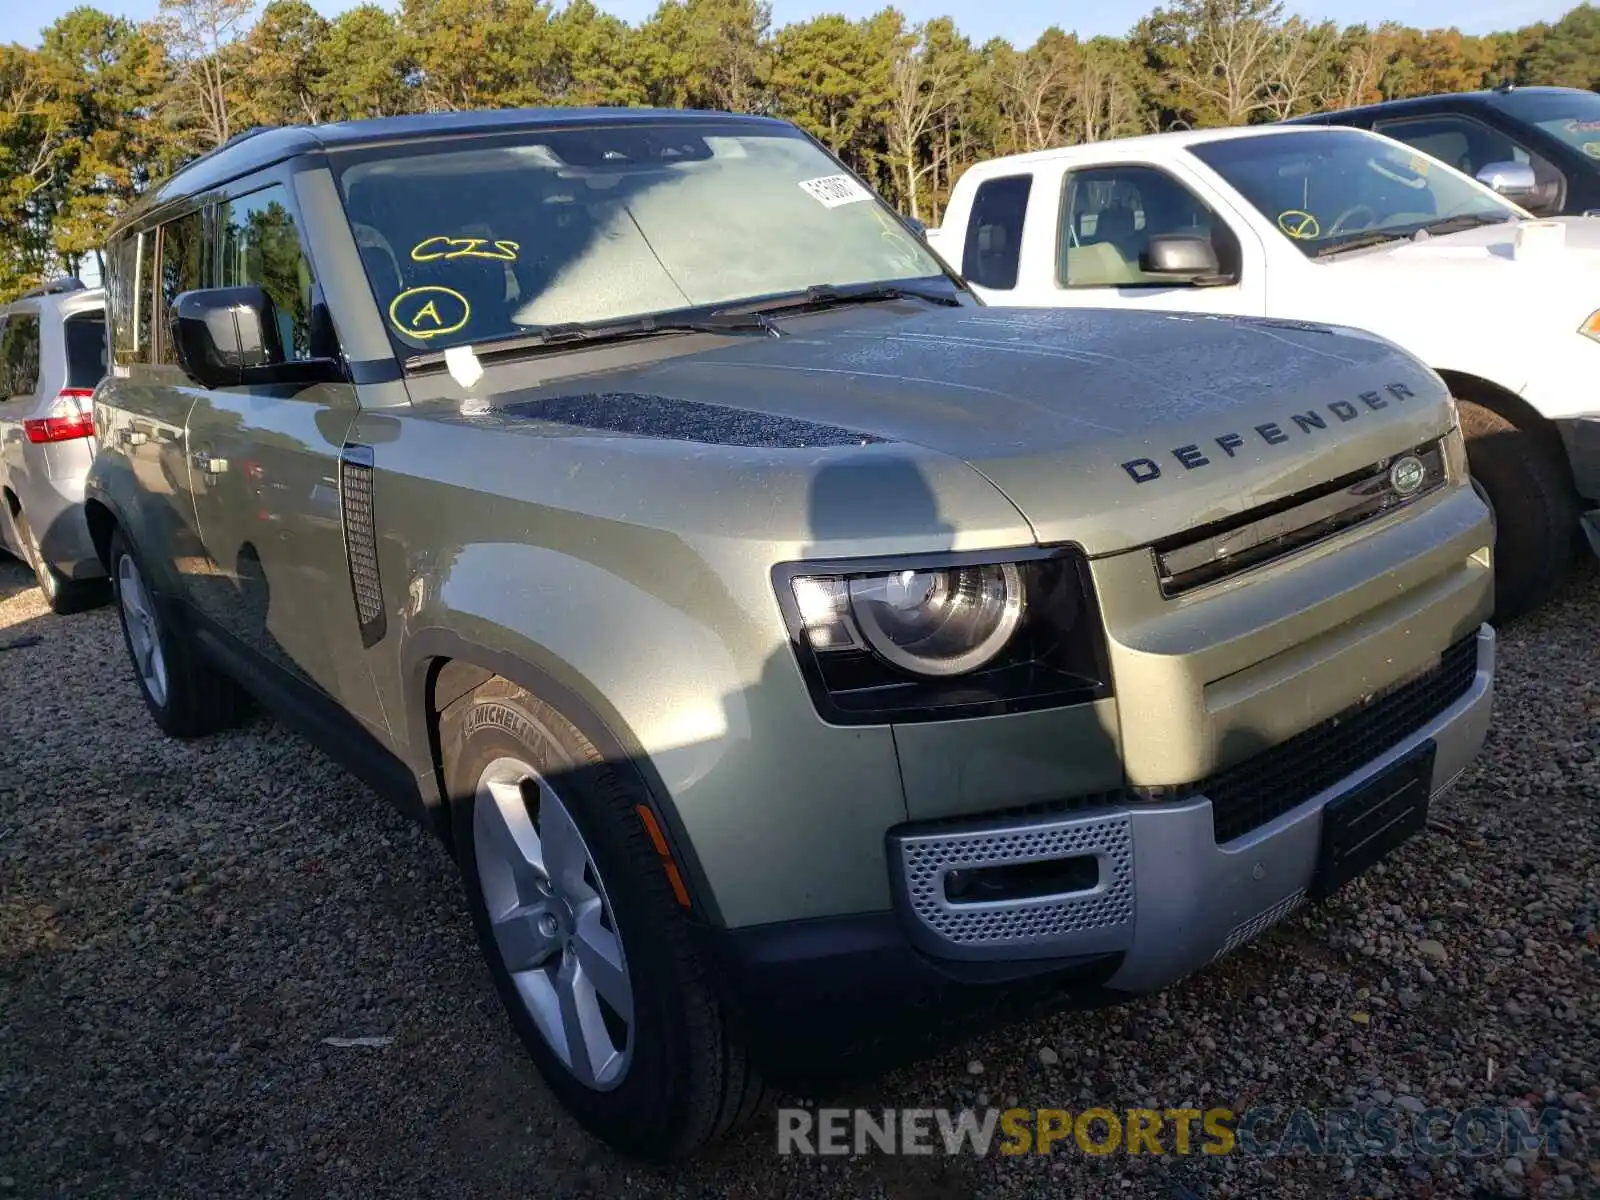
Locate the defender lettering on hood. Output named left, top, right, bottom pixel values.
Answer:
left=1120, top=382, right=1419, bottom=484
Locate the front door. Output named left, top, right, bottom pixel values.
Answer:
left=157, top=175, right=385, bottom=733
left=1038, top=161, right=1269, bottom=318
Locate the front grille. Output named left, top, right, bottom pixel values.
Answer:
left=1167, top=635, right=1480, bottom=844
left=1153, top=441, right=1448, bottom=597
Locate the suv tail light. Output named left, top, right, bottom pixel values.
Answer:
left=24, top=389, right=96, bottom=444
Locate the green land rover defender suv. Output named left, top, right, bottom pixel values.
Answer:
left=84, top=108, right=1496, bottom=1161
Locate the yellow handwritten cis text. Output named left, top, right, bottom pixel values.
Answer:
left=388, top=285, right=471, bottom=339
left=411, top=236, right=520, bottom=262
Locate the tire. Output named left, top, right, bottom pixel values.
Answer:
left=108, top=527, right=246, bottom=737
left=442, top=678, right=766, bottom=1161
left=1457, top=398, right=1577, bottom=622
left=14, top=509, right=109, bottom=615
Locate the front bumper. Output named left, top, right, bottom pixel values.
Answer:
left=703, top=626, right=1494, bottom=1069
left=887, top=624, right=1494, bottom=994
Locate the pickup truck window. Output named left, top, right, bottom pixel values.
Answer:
left=332, top=120, right=946, bottom=353
left=961, top=174, right=1032, bottom=290
left=1057, top=165, right=1239, bottom=288
left=1489, top=88, right=1600, bottom=162
left=1371, top=114, right=1564, bottom=212
left=217, top=185, right=318, bottom=362
left=1190, top=129, right=1517, bottom=258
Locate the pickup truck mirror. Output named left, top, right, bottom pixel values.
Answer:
left=905, top=217, right=928, bottom=240
left=1141, top=234, right=1229, bottom=285
left=1474, top=161, right=1537, bottom=199
left=171, top=286, right=344, bottom=390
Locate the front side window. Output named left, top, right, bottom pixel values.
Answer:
left=1373, top=113, right=1565, bottom=212
left=1489, top=88, right=1600, bottom=164
left=0, top=313, right=42, bottom=399
left=332, top=120, right=948, bottom=354
left=217, top=185, right=317, bottom=361
left=1190, top=129, right=1521, bottom=259
left=157, top=209, right=207, bottom=366
left=107, top=231, right=153, bottom=368
left=961, top=174, right=1032, bottom=290
left=1058, top=165, right=1239, bottom=287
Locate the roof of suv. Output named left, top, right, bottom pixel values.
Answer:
left=114, top=108, right=794, bottom=238
left=1281, top=85, right=1593, bottom=125
left=1, top=283, right=104, bottom=318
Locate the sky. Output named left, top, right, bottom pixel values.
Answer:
left=1, top=0, right=1585, bottom=50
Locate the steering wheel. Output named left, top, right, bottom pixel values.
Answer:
left=1329, top=204, right=1377, bottom=236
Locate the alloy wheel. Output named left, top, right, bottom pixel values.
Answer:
left=473, top=756, right=634, bottom=1090
left=117, top=553, right=169, bottom=707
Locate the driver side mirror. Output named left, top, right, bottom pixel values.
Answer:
left=170, top=286, right=342, bottom=390
left=1141, top=234, right=1232, bottom=286
left=1474, top=161, right=1537, bottom=200
left=905, top=216, right=929, bottom=241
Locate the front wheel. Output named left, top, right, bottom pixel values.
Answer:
left=442, top=679, right=766, bottom=1161
left=1457, top=399, right=1577, bottom=621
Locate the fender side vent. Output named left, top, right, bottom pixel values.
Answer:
left=339, top=444, right=387, bottom=648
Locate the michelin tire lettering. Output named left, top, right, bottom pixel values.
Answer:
left=1121, top=381, right=1418, bottom=484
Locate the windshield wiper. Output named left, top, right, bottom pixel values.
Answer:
left=1310, top=211, right=1517, bottom=259
left=731, top=281, right=963, bottom=316
left=404, top=309, right=779, bottom=370
left=1411, top=212, right=1517, bottom=238
left=1308, top=230, right=1412, bottom=258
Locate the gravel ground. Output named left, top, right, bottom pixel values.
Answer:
left=1, top=553, right=1595, bottom=1199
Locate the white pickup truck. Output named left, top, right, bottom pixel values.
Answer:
left=926, top=124, right=1600, bottom=618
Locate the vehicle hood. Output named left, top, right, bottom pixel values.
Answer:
left=470, top=306, right=1455, bottom=554
left=1325, top=216, right=1600, bottom=290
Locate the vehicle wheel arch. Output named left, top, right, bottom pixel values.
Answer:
left=1433, top=369, right=1576, bottom=489
left=83, top=497, right=119, bottom=571
left=405, top=628, right=721, bottom=926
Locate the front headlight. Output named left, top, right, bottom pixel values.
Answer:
left=796, top=563, right=1026, bottom=677
left=1581, top=311, right=1600, bottom=343
left=778, top=550, right=1110, bottom=724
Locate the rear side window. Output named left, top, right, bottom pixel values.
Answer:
left=0, top=313, right=42, bottom=399
left=156, top=209, right=208, bottom=366
left=217, top=185, right=317, bottom=361
left=64, top=312, right=107, bottom=389
left=107, top=231, right=153, bottom=367
left=962, top=174, right=1033, bottom=290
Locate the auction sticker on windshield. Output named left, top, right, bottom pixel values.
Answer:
left=799, top=174, right=873, bottom=208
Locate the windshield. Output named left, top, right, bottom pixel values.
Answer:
left=1490, top=88, right=1600, bottom=163
left=332, top=119, right=949, bottom=355
left=1189, top=128, right=1520, bottom=258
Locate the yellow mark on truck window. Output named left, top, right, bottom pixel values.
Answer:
left=411, top=236, right=520, bottom=262
left=389, top=285, right=470, bottom=339
left=1277, top=210, right=1321, bottom=240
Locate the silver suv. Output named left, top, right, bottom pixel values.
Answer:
left=0, top=279, right=109, bottom=612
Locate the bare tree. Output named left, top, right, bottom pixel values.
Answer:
left=157, top=0, right=255, bottom=147
left=1165, top=0, right=1285, bottom=125
left=1261, top=18, right=1333, bottom=119
left=885, top=25, right=961, bottom=220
